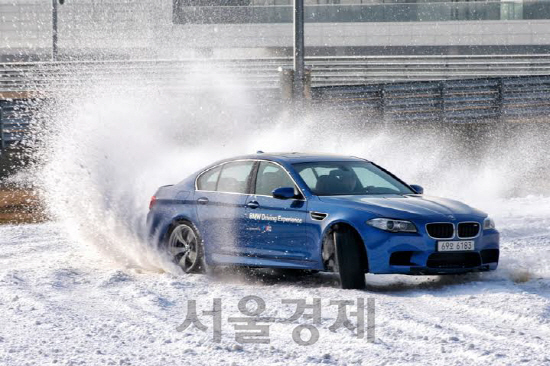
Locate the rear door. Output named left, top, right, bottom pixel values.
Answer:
left=242, top=161, right=310, bottom=261
left=195, top=161, right=255, bottom=260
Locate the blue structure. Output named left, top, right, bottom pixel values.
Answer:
left=148, top=152, right=499, bottom=289
left=0, top=99, right=34, bottom=151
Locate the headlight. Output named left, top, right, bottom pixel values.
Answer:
left=483, top=217, right=496, bottom=230
left=367, top=218, right=417, bottom=233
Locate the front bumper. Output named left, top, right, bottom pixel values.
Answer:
left=363, top=227, right=500, bottom=275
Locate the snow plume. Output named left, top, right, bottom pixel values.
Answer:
left=31, top=63, right=550, bottom=278
left=33, top=63, right=259, bottom=273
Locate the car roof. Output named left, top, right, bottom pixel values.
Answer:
left=219, top=152, right=368, bottom=164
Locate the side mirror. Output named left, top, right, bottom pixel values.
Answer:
left=410, top=184, right=424, bottom=195
left=272, top=187, right=298, bottom=200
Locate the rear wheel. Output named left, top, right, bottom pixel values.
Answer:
left=333, top=228, right=367, bottom=290
left=166, top=221, right=204, bottom=273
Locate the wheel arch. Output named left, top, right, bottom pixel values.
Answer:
left=320, top=219, right=369, bottom=272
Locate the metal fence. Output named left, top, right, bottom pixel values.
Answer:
left=1, top=58, right=550, bottom=150
left=311, top=75, right=550, bottom=122
left=2, top=55, right=550, bottom=93
left=0, top=59, right=284, bottom=93
left=307, top=55, right=550, bottom=86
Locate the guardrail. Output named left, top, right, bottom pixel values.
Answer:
left=0, top=59, right=284, bottom=93
left=1, top=55, right=550, bottom=93
left=311, top=75, right=550, bottom=122
left=308, top=55, right=550, bottom=86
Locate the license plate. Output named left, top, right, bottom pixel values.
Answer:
left=437, top=240, right=475, bottom=252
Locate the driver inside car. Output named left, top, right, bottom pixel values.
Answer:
left=329, top=169, right=359, bottom=194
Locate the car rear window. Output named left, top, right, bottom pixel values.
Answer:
left=197, top=165, right=221, bottom=191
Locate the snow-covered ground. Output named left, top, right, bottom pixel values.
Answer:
left=1, top=197, right=549, bottom=366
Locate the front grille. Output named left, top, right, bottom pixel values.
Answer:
left=458, top=222, right=480, bottom=238
left=426, top=223, right=454, bottom=239
left=427, top=252, right=481, bottom=269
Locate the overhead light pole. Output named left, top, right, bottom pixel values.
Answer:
left=293, top=0, right=305, bottom=100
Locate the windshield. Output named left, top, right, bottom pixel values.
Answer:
left=293, top=161, right=415, bottom=196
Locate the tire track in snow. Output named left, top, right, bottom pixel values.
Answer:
left=2, top=222, right=550, bottom=365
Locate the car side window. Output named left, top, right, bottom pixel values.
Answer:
left=255, top=161, right=296, bottom=196
left=217, top=161, right=255, bottom=194
left=197, top=165, right=221, bottom=191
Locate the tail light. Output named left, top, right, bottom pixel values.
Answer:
left=149, top=196, right=157, bottom=210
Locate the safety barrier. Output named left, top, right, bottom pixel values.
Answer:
left=311, top=75, right=550, bottom=122
left=1, top=58, right=550, bottom=149
left=2, top=55, right=550, bottom=93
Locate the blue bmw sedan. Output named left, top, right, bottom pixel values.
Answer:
left=147, top=153, right=499, bottom=289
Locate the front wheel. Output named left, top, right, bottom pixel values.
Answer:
left=166, top=221, right=204, bottom=273
left=333, top=228, right=367, bottom=290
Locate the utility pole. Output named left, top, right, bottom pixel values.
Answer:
left=52, top=0, right=57, bottom=62
left=293, top=0, right=305, bottom=100
left=52, top=0, right=58, bottom=61
left=52, top=0, right=65, bottom=61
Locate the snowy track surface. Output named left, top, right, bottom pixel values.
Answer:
left=1, top=200, right=550, bottom=365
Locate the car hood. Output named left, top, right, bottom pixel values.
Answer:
left=318, top=194, right=487, bottom=220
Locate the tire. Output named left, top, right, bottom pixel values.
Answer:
left=333, top=228, right=367, bottom=290
left=165, top=221, right=204, bottom=273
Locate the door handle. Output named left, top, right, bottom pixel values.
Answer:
left=197, top=197, right=209, bottom=205
left=246, top=201, right=259, bottom=209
